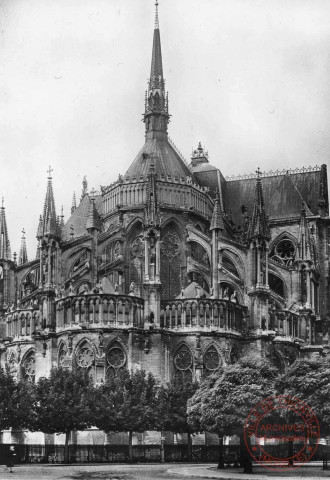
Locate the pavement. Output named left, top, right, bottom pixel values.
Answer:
left=0, top=463, right=328, bottom=480
left=169, top=463, right=329, bottom=479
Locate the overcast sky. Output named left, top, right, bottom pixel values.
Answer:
left=0, top=0, right=329, bottom=259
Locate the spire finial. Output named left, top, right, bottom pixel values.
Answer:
left=1, top=197, right=4, bottom=209
left=256, top=167, right=261, bottom=178
left=47, top=165, right=53, bottom=179
left=154, top=1, right=159, bottom=29
left=22, top=228, right=25, bottom=238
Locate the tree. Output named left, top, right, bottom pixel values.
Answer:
left=276, top=358, right=330, bottom=464
left=31, top=367, right=96, bottom=463
left=187, top=356, right=278, bottom=471
left=0, top=368, right=34, bottom=432
left=94, top=369, right=158, bottom=461
left=156, top=378, right=199, bottom=460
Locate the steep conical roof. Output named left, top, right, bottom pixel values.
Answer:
left=210, top=190, right=224, bottom=231
left=18, top=228, right=28, bottom=265
left=297, top=204, right=313, bottom=262
left=247, top=170, right=270, bottom=241
left=0, top=199, right=11, bottom=260
left=150, top=2, right=163, bottom=81
left=85, top=195, right=102, bottom=231
left=37, top=168, right=61, bottom=239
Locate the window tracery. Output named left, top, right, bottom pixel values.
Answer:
left=130, top=235, right=145, bottom=259
left=22, top=353, right=35, bottom=382
left=7, top=352, right=18, bottom=380
left=174, top=345, right=193, bottom=382
left=58, top=345, right=68, bottom=368
left=76, top=345, right=95, bottom=369
left=161, top=233, right=180, bottom=261
left=203, top=346, right=221, bottom=373
left=106, top=343, right=127, bottom=377
left=270, top=238, right=296, bottom=267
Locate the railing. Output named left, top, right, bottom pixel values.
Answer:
left=160, top=298, right=247, bottom=333
left=56, top=294, right=145, bottom=330
left=0, top=443, right=237, bottom=464
left=225, top=165, right=321, bottom=181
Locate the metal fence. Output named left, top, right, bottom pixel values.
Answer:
left=0, top=443, right=327, bottom=465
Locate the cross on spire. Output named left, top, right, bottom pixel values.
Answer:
left=256, top=167, right=261, bottom=178
left=155, top=0, right=159, bottom=29
left=47, top=165, right=53, bottom=179
left=22, top=228, right=25, bottom=238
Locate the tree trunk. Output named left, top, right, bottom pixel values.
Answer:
left=217, top=434, right=225, bottom=469
left=160, top=430, right=165, bottom=463
left=128, top=431, right=133, bottom=462
left=187, top=432, right=192, bottom=462
left=288, top=439, right=294, bottom=466
left=64, top=431, right=70, bottom=464
left=240, top=432, right=252, bottom=473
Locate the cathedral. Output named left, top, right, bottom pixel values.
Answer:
left=0, top=2, right=329, bottom=395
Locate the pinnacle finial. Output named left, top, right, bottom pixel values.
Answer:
left=90, top=188, right=96, bottom=201
left=154, top=0, right=159, bottom=29
left=22, top=228, right=25, bottom=238
left=1, top=197, right=4, bottom=209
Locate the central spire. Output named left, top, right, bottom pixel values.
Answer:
left=144, top=1, right=169, bottom=140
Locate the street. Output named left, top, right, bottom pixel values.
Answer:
left=0, top=463, right=329, bottom=480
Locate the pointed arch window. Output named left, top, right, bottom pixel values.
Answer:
left=58, top=344, right=68, bottom=368
left=174, top=345, right=193, bottom=382
left=106, top=342, right=127, bottom=378
left=22, top=352, right=35, bottom=383
left=203, top=345, right=221, bottom=375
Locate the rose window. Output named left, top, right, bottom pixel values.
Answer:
left=107, top=347, right=126, bottom=369
left=271, top=238, right=296, bottom=267
left=76, top=347, right=95, bottom=368
left=204, top=347, right=221, bottom=371
left=174, top=347, right=192, bottom=371
left=23, top=355, right=35, bottom=381
left=161, top=234, right=180, bottom=261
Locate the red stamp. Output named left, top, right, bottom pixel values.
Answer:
left=244, top=395, right=320, bottom=471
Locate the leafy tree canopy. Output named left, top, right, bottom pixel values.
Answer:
left=0, top=368, right=34, bottom=431
left=276, top=358, right=330, bottom=436
left=187, top=355, right=278, bottom=437
left=95, top=369, right=158, bottom=434
left=156, top=377, right=199, bottom=433
left=32, top=367, right=96, bottom=435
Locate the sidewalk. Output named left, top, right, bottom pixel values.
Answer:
left=168, top=463, right=328, bottom=479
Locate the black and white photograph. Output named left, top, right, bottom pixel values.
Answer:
left=0, top=1, right=329, bottom=479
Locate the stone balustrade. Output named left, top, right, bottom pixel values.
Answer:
left=55, top=293, right=145, bottom=330
left=268, top=309, right=314, bottom=343
left=160, top=298, right=248, bottom=333
left=6, top=309, right=40, bottom=338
